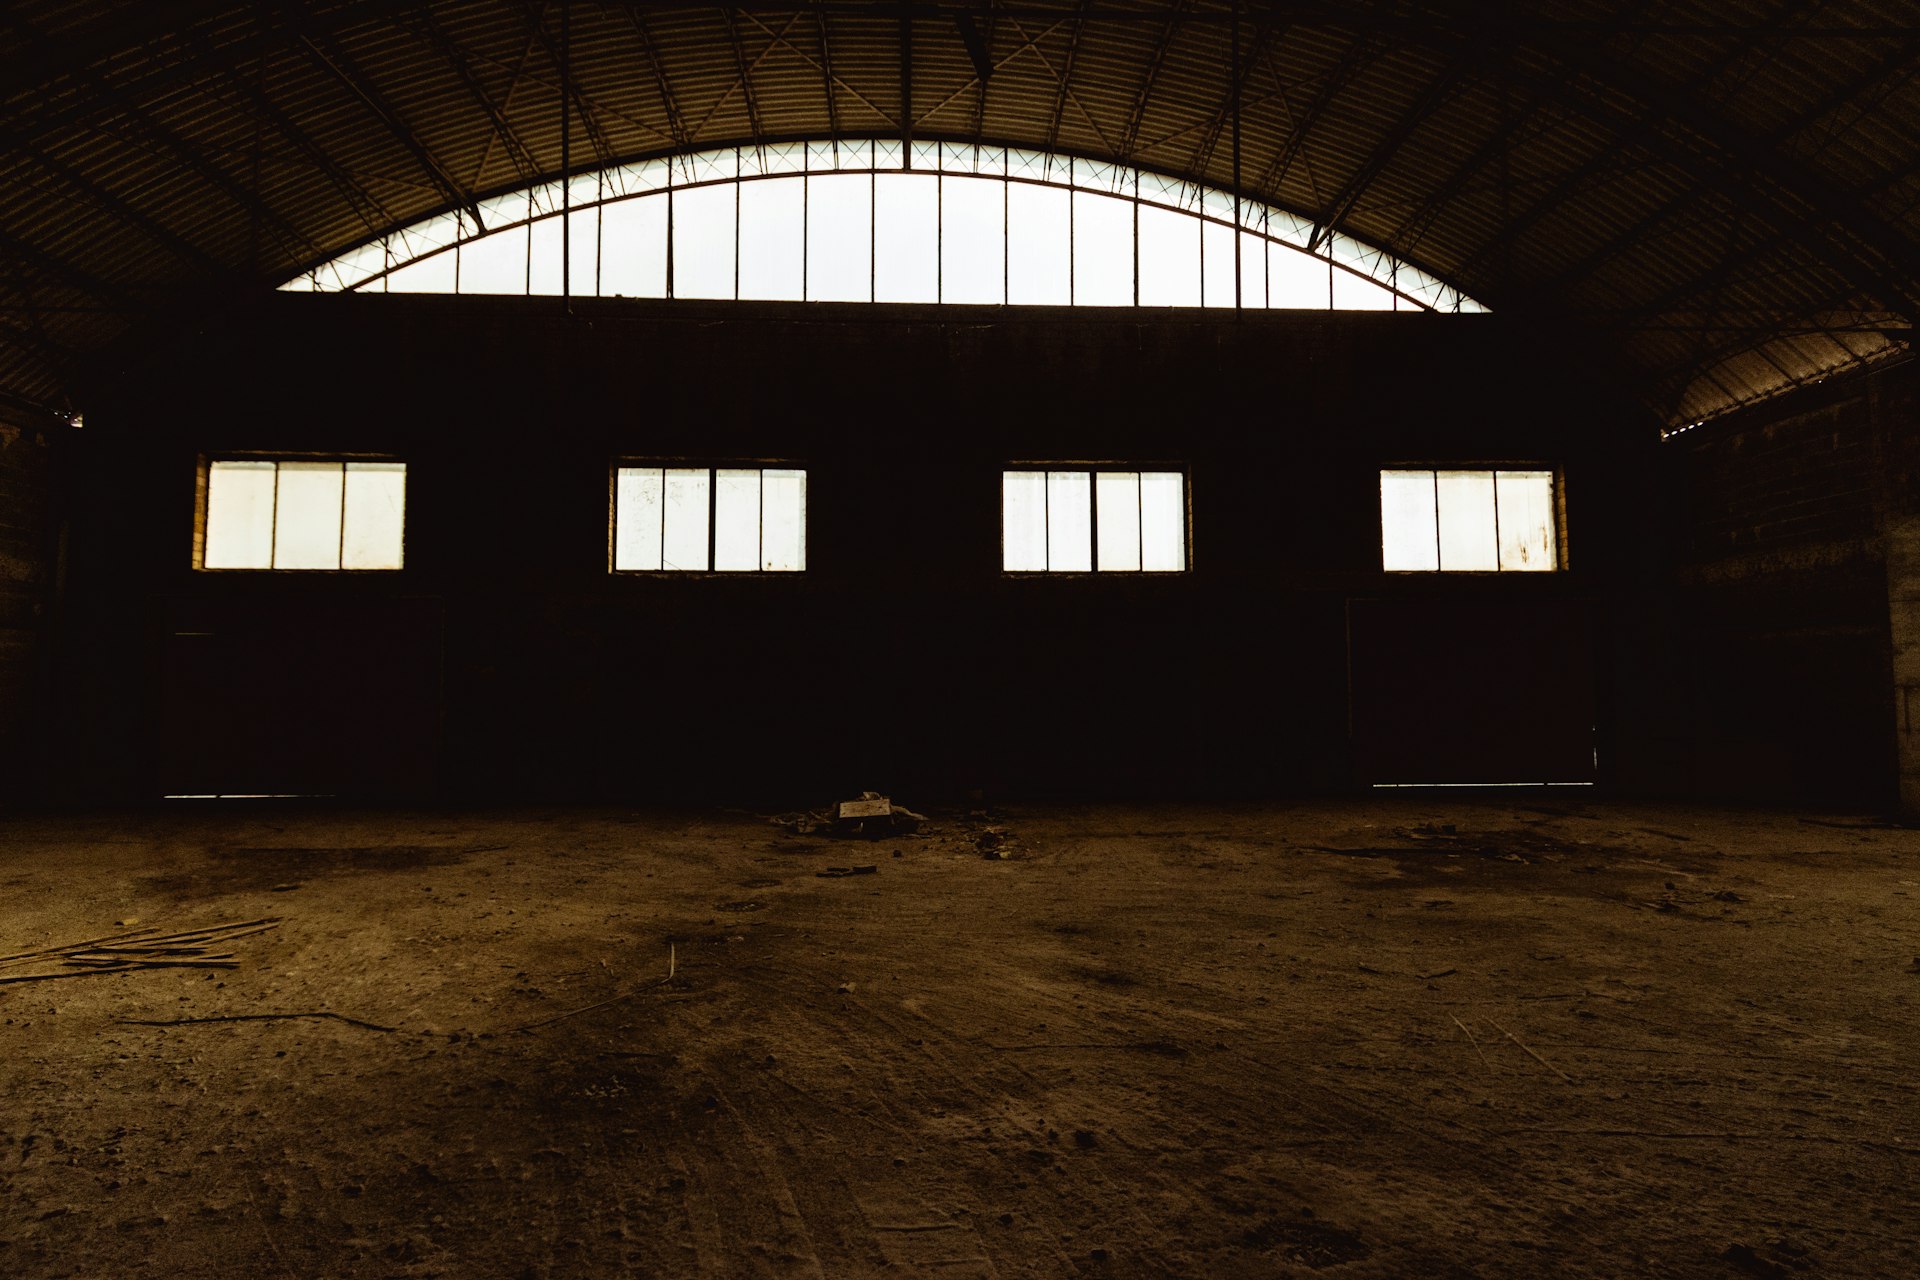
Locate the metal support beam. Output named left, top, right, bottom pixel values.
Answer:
left=1116, top=0, right=1189, bottom=165
left=723, top=6, right=766, bottom=147
left=20, top=143, right=226, bottom=276
left=522, top=0, right=617, bottom=168
left=1307, top=53, right=1473, bottom=253
left=1044, top=1, right=1091, bottom=156
left=298, top=29, right=488, bottom=232
left=412, top=8, right=542, bottom=184
left=622, top=8, right=689, bottom=147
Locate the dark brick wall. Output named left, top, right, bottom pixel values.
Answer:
left=1620, top=360, right=1919, bottom=807
left=0, top=417, right=60, bottom=797
left=46, top=293, right=1650, bottom=803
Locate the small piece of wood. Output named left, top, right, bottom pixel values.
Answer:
left=116, top=1012, right=396, bottom=1033
left=1487, top=1017, right=1572, bottom=1081
left=1452, top=1015, right=1491, bottom=1069
left=0, top=926, right=164, bottom=967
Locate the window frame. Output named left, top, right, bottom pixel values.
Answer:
left=193, top=453, right=409, bottom=573
left=1377, top=464, right=1565, bottom=575
left=1001, top=462, right=1192, bottom=576
left=607, top=459, right=810, bottom=575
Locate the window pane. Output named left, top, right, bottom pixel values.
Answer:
left=1096, top=471, right=1141, bottom=570
left=1046, top=470, right=1092, bottom=571
left=1007, top=182, right=1070, bottom=305
left=568, top=206, right=598, bottom=295
left=738, top=177, right=805, bottom=301
left=341, top=463, right=406, bottom=570
left=1138, top=204, right=1200, bottom=307
left=456, top=225, right=528, bottom=294
left=673, top=185, right=736, bottom=299
left=528, top=214, right=564, bottom=295
left=1435, top=470, right=1499, bottom=570
left=874, top=174, right=938, bottom=303
left=204, top=461, right=276, bottom=568
left=273, top=462, right=344, bottom=569
left=761, top=469, right=806, bottom=571
left=1237, top=230, right=1267, bottom=310
left=384, top=248, right=457, bottom=294
left=1140, top=471, right=1186, bottom=571
left=614, top=467, right=664, bottom=570
left=661, top=469, right=711, bottom=570
left=1496, top=470, right=1557, bottom=571
left=713, top=469, right=762, bottom=570
left=1202, top=221, right=1237, bottom=308
left=1380, top=470, right=1439, bottom=571
left=1002, top=471, right=1047, bottom=571
left=1269, top=243, right=1330, bottom=308
left=600, top=195, right=668, bottom=297
left=1332, top=267, right=1396, bottom=311
left=1072, top=192, right=1133, bottom=306
left=941, top=176, right=1004, bottom=304
left=807, top=174, right=872, bottom=302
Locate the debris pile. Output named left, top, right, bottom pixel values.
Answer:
left=0, top=918, right=281, bottom=986
left=771, top=792, right=926, bottom=840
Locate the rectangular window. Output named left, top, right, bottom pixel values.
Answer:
left=200, top=459, right=406, bottom=570
left=1003, top=468, right=1186, bottom=572
left=1380, top=468, right=1558, bottom=572
left=612, top=465, right=806, bottom=572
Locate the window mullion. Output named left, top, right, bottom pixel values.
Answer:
left=1088, top=469, right=1099, bottom=571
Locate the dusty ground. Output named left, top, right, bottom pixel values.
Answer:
left=0, top=799, right=1916, bottom=1279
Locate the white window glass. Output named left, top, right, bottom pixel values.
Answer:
left=1095, top=471, right=1141, bottom=570
left=1270, top=242, right=1331, bottom=308
left=273, top=462, right=345, bottom=570
left=1202, top=221, right=1237, bottom=308
left=1008, top=469, right=1186, bottom=573
left=1007, top=183, right=1071, bottom=305
left=661, top=468, right=711, bottom=569
left=1435, top=470, right=1500, bottom=570
left=760, top=469, right=807, bottom=571
left=1046, top=470, right=1093, bottom=571
left=292, top=149, right=1489, bottom=315
left=1139, top=471, right=1186, bottom=571
left=341, top=463, right=406, bottom=569
left=568, top=206, right=598, bottom=294
left=874, top=173, right=938, bottom=302
left=1072, top=191, right=1134, bottom=306
left=807, top=173, right=873, bottom=302
left=1137, top=204, right=1200, bottom=307
left=1380, top=470, right=1440, bottom=571
left=1495, top=470, right=1557, bottom=571
left=1002, top=471, right=1048, bottom=571
left=457, top=225, right=529, bottom=294
left=738, top=177, right=805, bottom=301
left=528, top=215, right=565, bottom=295
left=600, top=196, right=668, bottom=297
left=204, top=461, right=277, bottom=568
left=713, top=469, right=762, bottom=570
left=673, top=185, right=736, bottom=299
left=614, top=468, right=665, bottom=570
left=1238, top=230, right=1267, bottom=310
left=1332, top=268, right=1396, bottom=311
left=616, top=467, right=806, bottom=573
left=941, top=176, right=1004, bottom=304
left=384, top=249, right=457, bottom=294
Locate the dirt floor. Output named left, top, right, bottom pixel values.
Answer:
left=0, top=798, right=1916, bottom=1279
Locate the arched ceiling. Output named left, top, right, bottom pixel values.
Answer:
left=2, top=0, right=1916, bottom=428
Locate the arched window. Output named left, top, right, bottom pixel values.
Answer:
left=283, top=140, right=1485, bottom=314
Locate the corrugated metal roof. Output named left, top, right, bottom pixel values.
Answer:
left=0, top=0, right=1914, bottom=427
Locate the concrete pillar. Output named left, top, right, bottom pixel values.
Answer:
left=1889, top=513, right=1920, bottom=814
